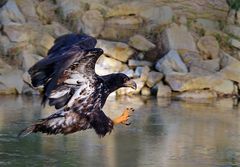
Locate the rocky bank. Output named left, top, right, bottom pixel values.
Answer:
left=0, top=0, right=240, bottom=99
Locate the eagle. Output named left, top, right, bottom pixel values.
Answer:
left=19, top=34, right=137, bottom=137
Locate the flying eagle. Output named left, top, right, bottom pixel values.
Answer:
left=19, top=34, right=137, bottom=137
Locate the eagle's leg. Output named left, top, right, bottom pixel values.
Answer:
left=113, top=108, right=134, bottom=125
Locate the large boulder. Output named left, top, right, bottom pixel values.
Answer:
left=81, top=10, right=104, bottom=37
left=96, top=55, right=124, bottom=73
left=44, top=22, right=70, bottom=38
left=158, top=24, right=197, bottom=54
left=18, top=51, right=41, bottom=71
left=128, top=59, right=153, bottom=68
left=56, top=0, right=85, bottom=19
left=100, top=16, right=143, bottom=40
left=146, top=71, right=163, bottom=88
left=128, top=34, right=156, bottom=51
left=156, top=82, right=172, bottom=97
left=165, top=74, right=234, bottom=95
left=0, top=70, right=24, bottom=94
left=0, top=0, right=26, bottom=25
left=33, top=32, right=55, bottom=56
left=139, top=6, right=173, bottom=27
left=155, top=50, right=188, bottom=75
left=197, top=36, right=219, bottom=60
left=96, top=40, right=134, bottom=62
left=3, top=25, right=30, bottom=42
left=220, top=62, right=240, bottom=84
left=15, top=0, right=39, bottom=23
left=225, top=25, right=240, bottom=39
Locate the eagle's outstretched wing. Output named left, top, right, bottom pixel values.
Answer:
left=28, top=34, right=102, bottom=108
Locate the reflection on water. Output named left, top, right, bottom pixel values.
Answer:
left=0, top=95, right=240, bottom=167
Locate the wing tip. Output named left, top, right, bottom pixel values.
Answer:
left=17, top=126, right=34, bottom=138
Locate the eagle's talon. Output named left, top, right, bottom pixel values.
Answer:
left=113, top=107, right=135, bottom=125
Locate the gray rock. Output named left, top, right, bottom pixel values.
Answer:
left=101, top=16, right=143, bottom=40
left=146, top=71, right=163, bottom=88
left=140, top=66, right=150, bottom=82
left=128, top=59, right=153, bottom=68
left=122, top=69, right=134, bottom=78
left=34, top=32, right=55, bottom=56
left=189, top=58, right=220, bottom=75
left=96, top=40, right=134, bottom=62
left=96, top=55, right=123, bottom=72
left=156, top=82, right=172, bottom=97
left=141, top=87, right=151, bottom=96
left=225, top=25, right=240, bottom=39
left=56, top=0, right=84, bottom=19
left=128, top=34, right=156, bottom=51
left=229, top=38, right=240, bottom=49
left=3, top=25, right=30, bottom=42
left=19, top=51, right=40, bottom=71
left=197, top=35, right=219, bottom=60
left=196, top=18, right=220, bottom=30
left=134, top=66, right=144, bottom=77
left=158, top=24, right=197, bottom=54
left=176, top=90, right=218, bottom=99
left=0, top=58, right=12, bottom=74
left=0, top=34, right=11, bottom=55
left=165, top=73, right=235, bottom=95
left=82, top=10, right=104, bottom=37
left=0, top=0, right=26, bottom=25
left=155, top=50, right=188, bottom=75
left=16, top=0, right=38, bottom=23
left=140, top=6, right=173, bottom=26
left=44, top=22, right=70, bottom=38
left=0, top=70, right=24, bottom=94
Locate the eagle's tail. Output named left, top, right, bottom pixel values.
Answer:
left=18, top=110, right=90, bottom=137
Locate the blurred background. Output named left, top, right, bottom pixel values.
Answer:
left=1, top=0, right=240, bottom=166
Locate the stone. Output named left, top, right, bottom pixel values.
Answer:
left=0, top=0, right=26, bottom=25
left=189, top=58, right=220, bottom=75
left=3, top=25, right=30, bottom=42
left=140, top=66, right=150, bottom=82
left=144, top=48, right=162, bottom=62
left=165, top=73, right=235, bottom=95
left=196, top=18, right=220, bottom=30
left=128, top=34, right=156, bottom=51
left=34, top=32, right=55, bottom=56
left=96, top=55, right=123, bottom=72
left=176, top=90, right=218, bottom=99
left=220, top=62, right=240, bottom=83
left=89, top=2, right=110, bottom=14
left=128, top=59, right=152, bottom=68
left=158, top=24, right=197, bottom=54
left=0, top=58, right=12, bottom=74
left=36, top=0, right=57, bottom=24
left=96, top=40, right=134, bottom=62
left=116, top=78, right=144, bottom=95
left=15, top=0, right=38, bottom=23
left=0, top=70, right=24, bottom=94
left=22, top=83, right=40, bottom=95
left=141, top=87, right=151, bottom=96
left=134, top=67, right=144, bottom=77
left=225, top=25, right=240, bottom=39
left=101, top=16, right=143, bottom=40
left=122, top=69, right=134, bottom=78
left=156, top=82, right=172, bottom=97
left=146, top=71, right=163, bottom=88
left=0, top=35, right=11, bottom=55
left=19, top=51, right=40, bottom=71
left=56, top=0, right=84, bottom=19
left=44, top=22, right=70, bottom=38
left=197, top=35, right=220, bottom=60
left=155, top=50, right=188, bottom=75
left=229, top=38, right=240, bottom=49
left=82, top=10, right=104, bottom=37
left=139, top=6, right=173, bottom=26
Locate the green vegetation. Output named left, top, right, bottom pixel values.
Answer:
left=226, top=0, right=240, bottom=23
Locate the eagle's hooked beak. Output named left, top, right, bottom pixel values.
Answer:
left=124, top=80, right=137, bottom=90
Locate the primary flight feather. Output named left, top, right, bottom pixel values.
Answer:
left=19, top=34, right=137, bottom=137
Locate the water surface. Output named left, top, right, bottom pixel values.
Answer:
left=0, top=95, right=240, bottom=167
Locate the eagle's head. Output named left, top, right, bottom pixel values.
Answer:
left=102, top=73, right=137, bottom=93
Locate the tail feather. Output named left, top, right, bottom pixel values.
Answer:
left=18, top=111, right=91, bottom=137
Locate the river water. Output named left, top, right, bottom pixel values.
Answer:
left=0, top=95, right=240, bottom=167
